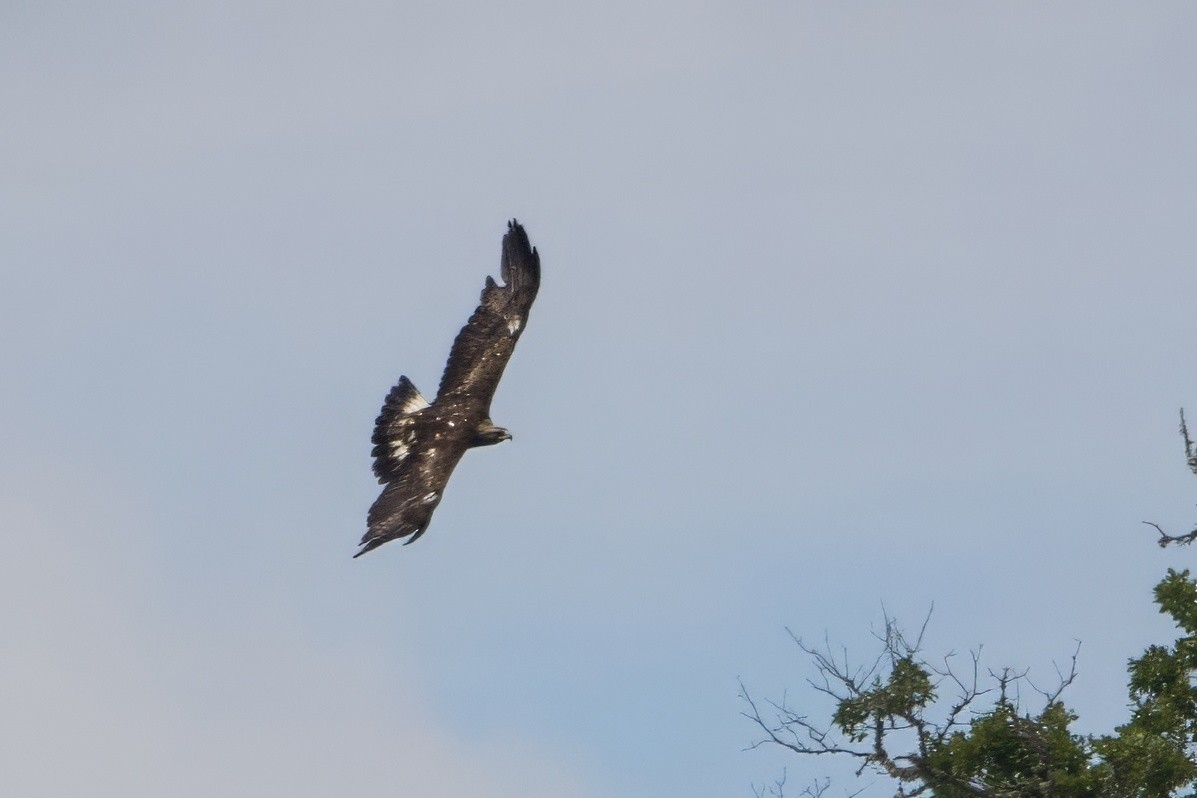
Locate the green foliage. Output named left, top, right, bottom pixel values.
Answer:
left=833, top=656, right=935, bottom=743
left=744, top=420, right=1197, bottom=796
left=1086, top=569, right=1197, bottom=798
left=745, top=558, right=1197, bottom=798
left=925, top=700, right=1095, bottom=797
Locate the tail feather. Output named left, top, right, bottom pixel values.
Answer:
left=373, top=376, right=429, bottom=439
left=371, top=376, right=431, bottom=481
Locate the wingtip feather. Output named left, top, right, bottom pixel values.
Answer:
left=499, top=218, right=539, bottom=293
left=354, top=535, right=387, bottom=558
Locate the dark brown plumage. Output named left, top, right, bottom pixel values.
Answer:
left=356, top=220, right=541, bottom=557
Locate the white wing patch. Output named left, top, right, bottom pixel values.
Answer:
left=389, top=428, right=417, bottom=461
left=401, top=391, right=430, bottom=414
left=507, top=317, right=521, bottom=335
left=422, top=491, right=440, bottom=504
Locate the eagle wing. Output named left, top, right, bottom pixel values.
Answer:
left=357, top=220, right=540, bottom=557
left=435, top=219, right=541, bottom=412
left=357, top=377, right=466, bottom=556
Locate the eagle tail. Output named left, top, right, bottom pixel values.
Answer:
left=371, top=376, right=432, bottom=478
left=374, top=376, right=430, bottom=434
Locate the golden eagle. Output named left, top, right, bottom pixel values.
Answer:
left=356, top=220, right=541, bottom=556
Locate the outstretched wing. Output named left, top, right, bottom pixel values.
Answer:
left=358, top=377, right=465, bottom=556
left=435, top=219, right=541, bottom=411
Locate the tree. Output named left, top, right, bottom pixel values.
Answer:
left=742, top=413, right=1197, bottom=797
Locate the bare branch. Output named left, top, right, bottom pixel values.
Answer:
left=751, top=769, right=789, bottom=798
left=1142, top=409, right=1197, bottom=547
left=1182, top=408, right=1197, bottom=473
left=739, top=678, right=873, bottom=760
left=1026, top=640, right=1080, bottom=705
left=1143, top=520, right=1197, bottom=548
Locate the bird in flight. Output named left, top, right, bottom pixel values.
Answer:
left=356, top=220, right=541, bottom=557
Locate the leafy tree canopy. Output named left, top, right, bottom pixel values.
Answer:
left=743, top=414, right=1197, bottom=797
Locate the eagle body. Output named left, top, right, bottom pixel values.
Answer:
left=356, top=220, right=540, bottom=557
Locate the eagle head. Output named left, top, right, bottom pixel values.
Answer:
left=473, top=422, right=512, bottom=447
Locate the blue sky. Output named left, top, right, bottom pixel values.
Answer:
left=4, top=3, right=1197, bottom=796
